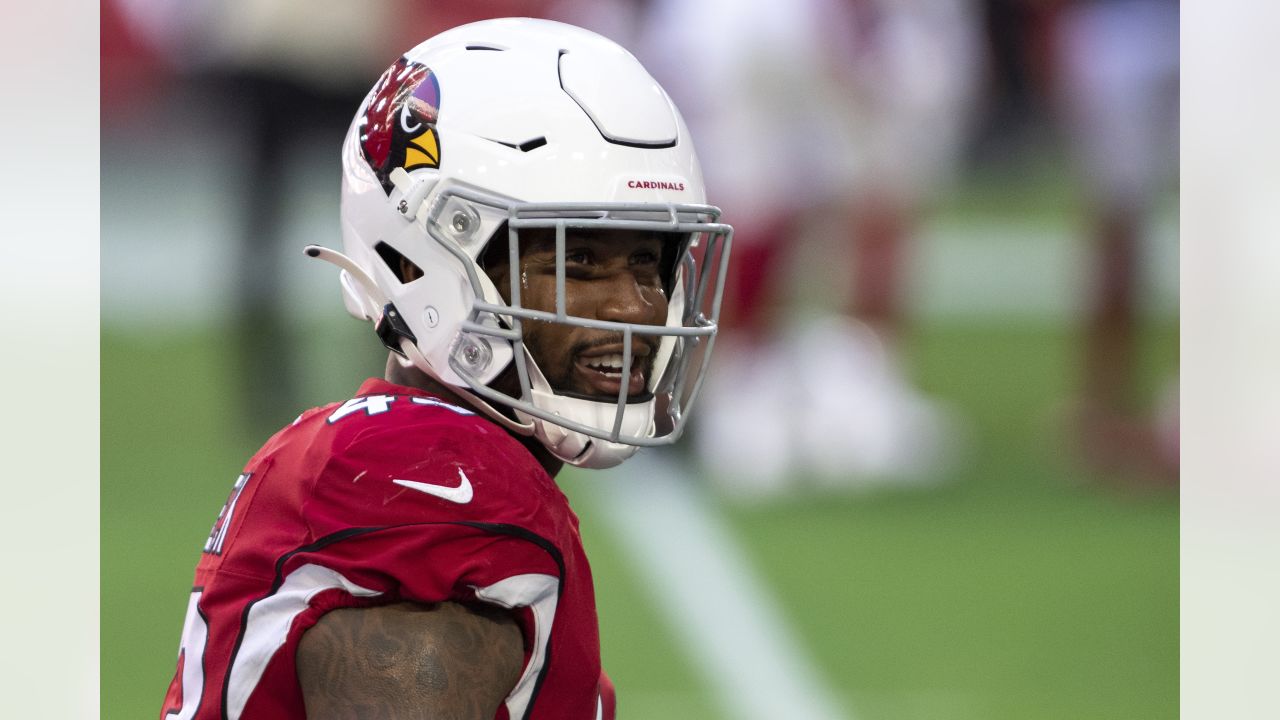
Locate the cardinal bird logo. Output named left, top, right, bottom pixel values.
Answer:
left=359, top=57, right=442, bottom=194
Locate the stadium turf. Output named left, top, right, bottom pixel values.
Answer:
left=102, top=319, right=1176, bottom=719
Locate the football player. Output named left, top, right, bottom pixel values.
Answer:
left=159, top=18, right=732, bottom=720
left=1051, top=0, right=1180, bottom=482
left=635, top=0, right=980, bottom=492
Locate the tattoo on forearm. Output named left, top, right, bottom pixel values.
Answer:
left=298, top=602, right=524, bottom=720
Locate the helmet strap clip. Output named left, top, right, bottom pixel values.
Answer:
left=376, top=302, right=418, bottom=357
left=389, top=168, right=435, bottom=221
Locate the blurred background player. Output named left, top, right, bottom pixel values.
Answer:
left=103, top=0, right=401, bottom=440
left=195, top=0, right=401, bottom=441
left=106, top=0, right=572, bottom=441
left=628, top=0, right=985, bottom=495
left=1049, top=0, right=1180, bottom=484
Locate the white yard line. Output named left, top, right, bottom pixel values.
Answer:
left=589, top=450, right=852, bottom=720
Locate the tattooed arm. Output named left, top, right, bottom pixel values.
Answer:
left=297, top=601, right=525, bottom=720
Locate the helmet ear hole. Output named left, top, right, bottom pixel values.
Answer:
left=374, top=241, right=423, bottom=283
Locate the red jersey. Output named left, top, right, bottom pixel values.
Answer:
left=161, top=378, right=616, bottom=720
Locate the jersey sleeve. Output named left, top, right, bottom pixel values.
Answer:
left=224, top=406, right=572, bottom=719
left=167, top=390, right=602, bottom=720
left=220, top=523, right=566, bottom=720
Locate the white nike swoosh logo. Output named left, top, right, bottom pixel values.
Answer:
left=392, top=467, right=474, bottom=504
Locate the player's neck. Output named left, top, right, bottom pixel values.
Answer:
left=383, top=356, right=565, bottom=478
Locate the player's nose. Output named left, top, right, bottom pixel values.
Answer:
left=596, top=271, right=665, bottom=326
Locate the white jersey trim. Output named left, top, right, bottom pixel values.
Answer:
left=474, top=573, right=561, bottom=720
left=226, top=563, right=382, bottom=720
left=169, top=590, right=209, bottom=720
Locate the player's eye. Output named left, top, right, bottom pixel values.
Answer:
left=565, top=248, right=593, bottom=266
left=629, top=248, right=660, bottom=266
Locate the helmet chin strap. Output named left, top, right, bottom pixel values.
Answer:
left=516, top=353, right=649, bottom=470
left=398, top=337, right=536, bottom=436
left=305, top=243, right=535, bottom=436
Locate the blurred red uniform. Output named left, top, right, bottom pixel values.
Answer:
left=161, top=378, right=615, bottom=720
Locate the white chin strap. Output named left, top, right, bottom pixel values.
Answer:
left=516, top=353, right=655, bottom=469
left=403, top=334, right=657, bottom=469
left=305, top=243, right=536, bottom=436
left=397, top=336, right=538, bottom=437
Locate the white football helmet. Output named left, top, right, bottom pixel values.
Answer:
left=309, top=18, right=732, bottom=469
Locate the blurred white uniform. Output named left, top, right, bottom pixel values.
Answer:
left=636, top=0, right=981, bottom=226
left=822, top=0, right=984, bottom=203
left=1053, top=0, right=1180, bottom=479
left=627, top=0, right=982, bottom=494
left=1054, top=0, right=1179, bottom=207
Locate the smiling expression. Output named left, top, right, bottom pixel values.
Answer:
left=485, top=227, right=671, bottom=400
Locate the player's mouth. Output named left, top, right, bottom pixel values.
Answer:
left=574, top=344, right=652, bottom=398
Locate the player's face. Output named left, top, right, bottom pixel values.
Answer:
left=487, top=228, right=670, bottom=400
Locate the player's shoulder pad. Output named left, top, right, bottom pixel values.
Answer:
left=302, top=392, right=560, bottom=528
left=325, top=392, right=476, bottom=426
left=252, top=392, right=484, bottom=462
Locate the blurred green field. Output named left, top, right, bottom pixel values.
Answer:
left=102, top=316, right=1176, bottom=720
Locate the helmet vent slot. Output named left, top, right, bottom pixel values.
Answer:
left=465, top=44, right=504, bottom=51
left=517, top=136, right=547, bottom=152
left=374, top=241, right=422, bottom=283
left=485, top=136, right=548, bottom=153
